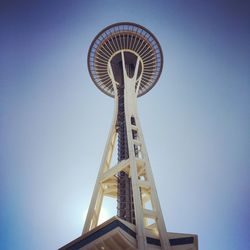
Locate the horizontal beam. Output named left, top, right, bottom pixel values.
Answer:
left=138, top=180, right=150, bottom=190
left=143, top=209, right=156, bottom=219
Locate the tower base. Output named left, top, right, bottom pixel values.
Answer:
left=59, top=217, right=198, bottom=250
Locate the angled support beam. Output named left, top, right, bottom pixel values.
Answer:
left=100, top=159, right=130, bottom=183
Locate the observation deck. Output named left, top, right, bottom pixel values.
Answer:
left=88, top=22, right=163, bottom=97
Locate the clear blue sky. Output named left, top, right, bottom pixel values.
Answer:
left=0, top=1, right=249, bottom=249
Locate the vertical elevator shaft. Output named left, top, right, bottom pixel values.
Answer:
left=116, top=60, right=136, bottom=224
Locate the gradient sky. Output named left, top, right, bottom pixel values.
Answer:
left=1, top=1, right=249, bottom=249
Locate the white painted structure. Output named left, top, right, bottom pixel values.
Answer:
left=59, top=22, right=198, bottom=250
left=84, top=49, right=172, bottom=250
left=61, top=217, right=198, bottom=250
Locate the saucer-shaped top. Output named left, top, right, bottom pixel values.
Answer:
left=88, top=22, right=163, bottom=97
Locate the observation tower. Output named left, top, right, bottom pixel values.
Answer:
left=60, top=22, right=198, bottom=250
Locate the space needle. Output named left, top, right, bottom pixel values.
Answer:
left=60, top=22, right=198, bottom=250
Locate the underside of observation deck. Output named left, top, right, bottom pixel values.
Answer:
left=88, top=22, right=163, bottom=97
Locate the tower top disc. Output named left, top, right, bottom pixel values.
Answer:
left=88, top=22, right=163, bottom=97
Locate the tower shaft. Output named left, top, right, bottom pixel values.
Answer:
left=83, top=51, right=172, bottom=250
